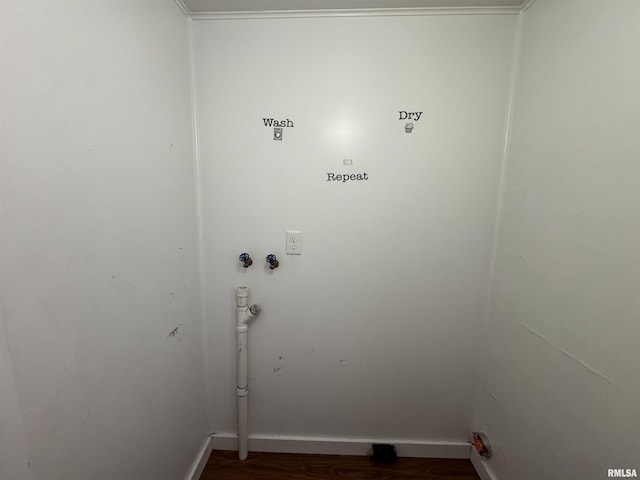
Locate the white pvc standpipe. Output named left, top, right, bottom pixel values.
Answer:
left=236, top=286, right=260, bottom=461
left=237, top=324, right=248, bottom=460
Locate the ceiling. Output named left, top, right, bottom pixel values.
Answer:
left=181, top=0, right=528, bottom=15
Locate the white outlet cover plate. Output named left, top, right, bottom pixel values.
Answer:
left=286, top=230, right=302, bottom=255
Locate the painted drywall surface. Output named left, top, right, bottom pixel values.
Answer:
left=193, top=14, right=516, bottom=441
left=0, top=309, right=35, bottom=480
left=475, top=0, right=640, bottom=478
left=0, top=2, right=207, bottom=479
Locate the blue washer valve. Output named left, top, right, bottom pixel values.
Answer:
left=266, top=254, right=279, bottom=270
left=239, top=252, right=253, bottom=268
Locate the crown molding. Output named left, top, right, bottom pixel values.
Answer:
left=173, top=0, right=191, bottom=17
left=187, top=6, right=522, bottom=20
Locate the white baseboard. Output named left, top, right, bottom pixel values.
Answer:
left=469, top=442, right=523, bottom=480
left=470, top=449, right=496, bottom=480
left=184, top=433, right=214, bottom=480
left=211, top=433, right=471, bottom=459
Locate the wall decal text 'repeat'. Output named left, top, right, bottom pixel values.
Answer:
left=326, top=173, right=369, bottom=182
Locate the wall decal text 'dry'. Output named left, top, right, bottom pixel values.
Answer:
left=398, top=111, right=423, bottom=121
left=399, top=110, right=423, bottom=133
left=263, top=117, right=294, bottom=141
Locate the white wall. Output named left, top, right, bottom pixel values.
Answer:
left=7, top=1, right=634, bottom=476
left=193, top=13, right=517, bottom=444
left=475, top=0, right=640, bottom=478
left=0, top=2, right=208, bottom=479
left=0, top=310, right=34, bottom=479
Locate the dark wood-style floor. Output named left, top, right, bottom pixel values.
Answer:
left=200, top=450, right=481, bottom=480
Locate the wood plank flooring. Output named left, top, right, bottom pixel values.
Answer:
left=200, top=450, right=481, bottom=480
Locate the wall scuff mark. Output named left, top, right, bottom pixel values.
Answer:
left=168, top=323, right=184, bottom=339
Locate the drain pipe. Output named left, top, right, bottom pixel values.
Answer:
left=236, top=286, right=261, bottom=460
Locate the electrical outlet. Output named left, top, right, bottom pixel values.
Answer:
left=286, top=230, right=302, bottom=255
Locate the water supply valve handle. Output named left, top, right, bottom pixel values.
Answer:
left=266, top=254, right=279, bottom=270
left=239, top=252, right=253, bottom=268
